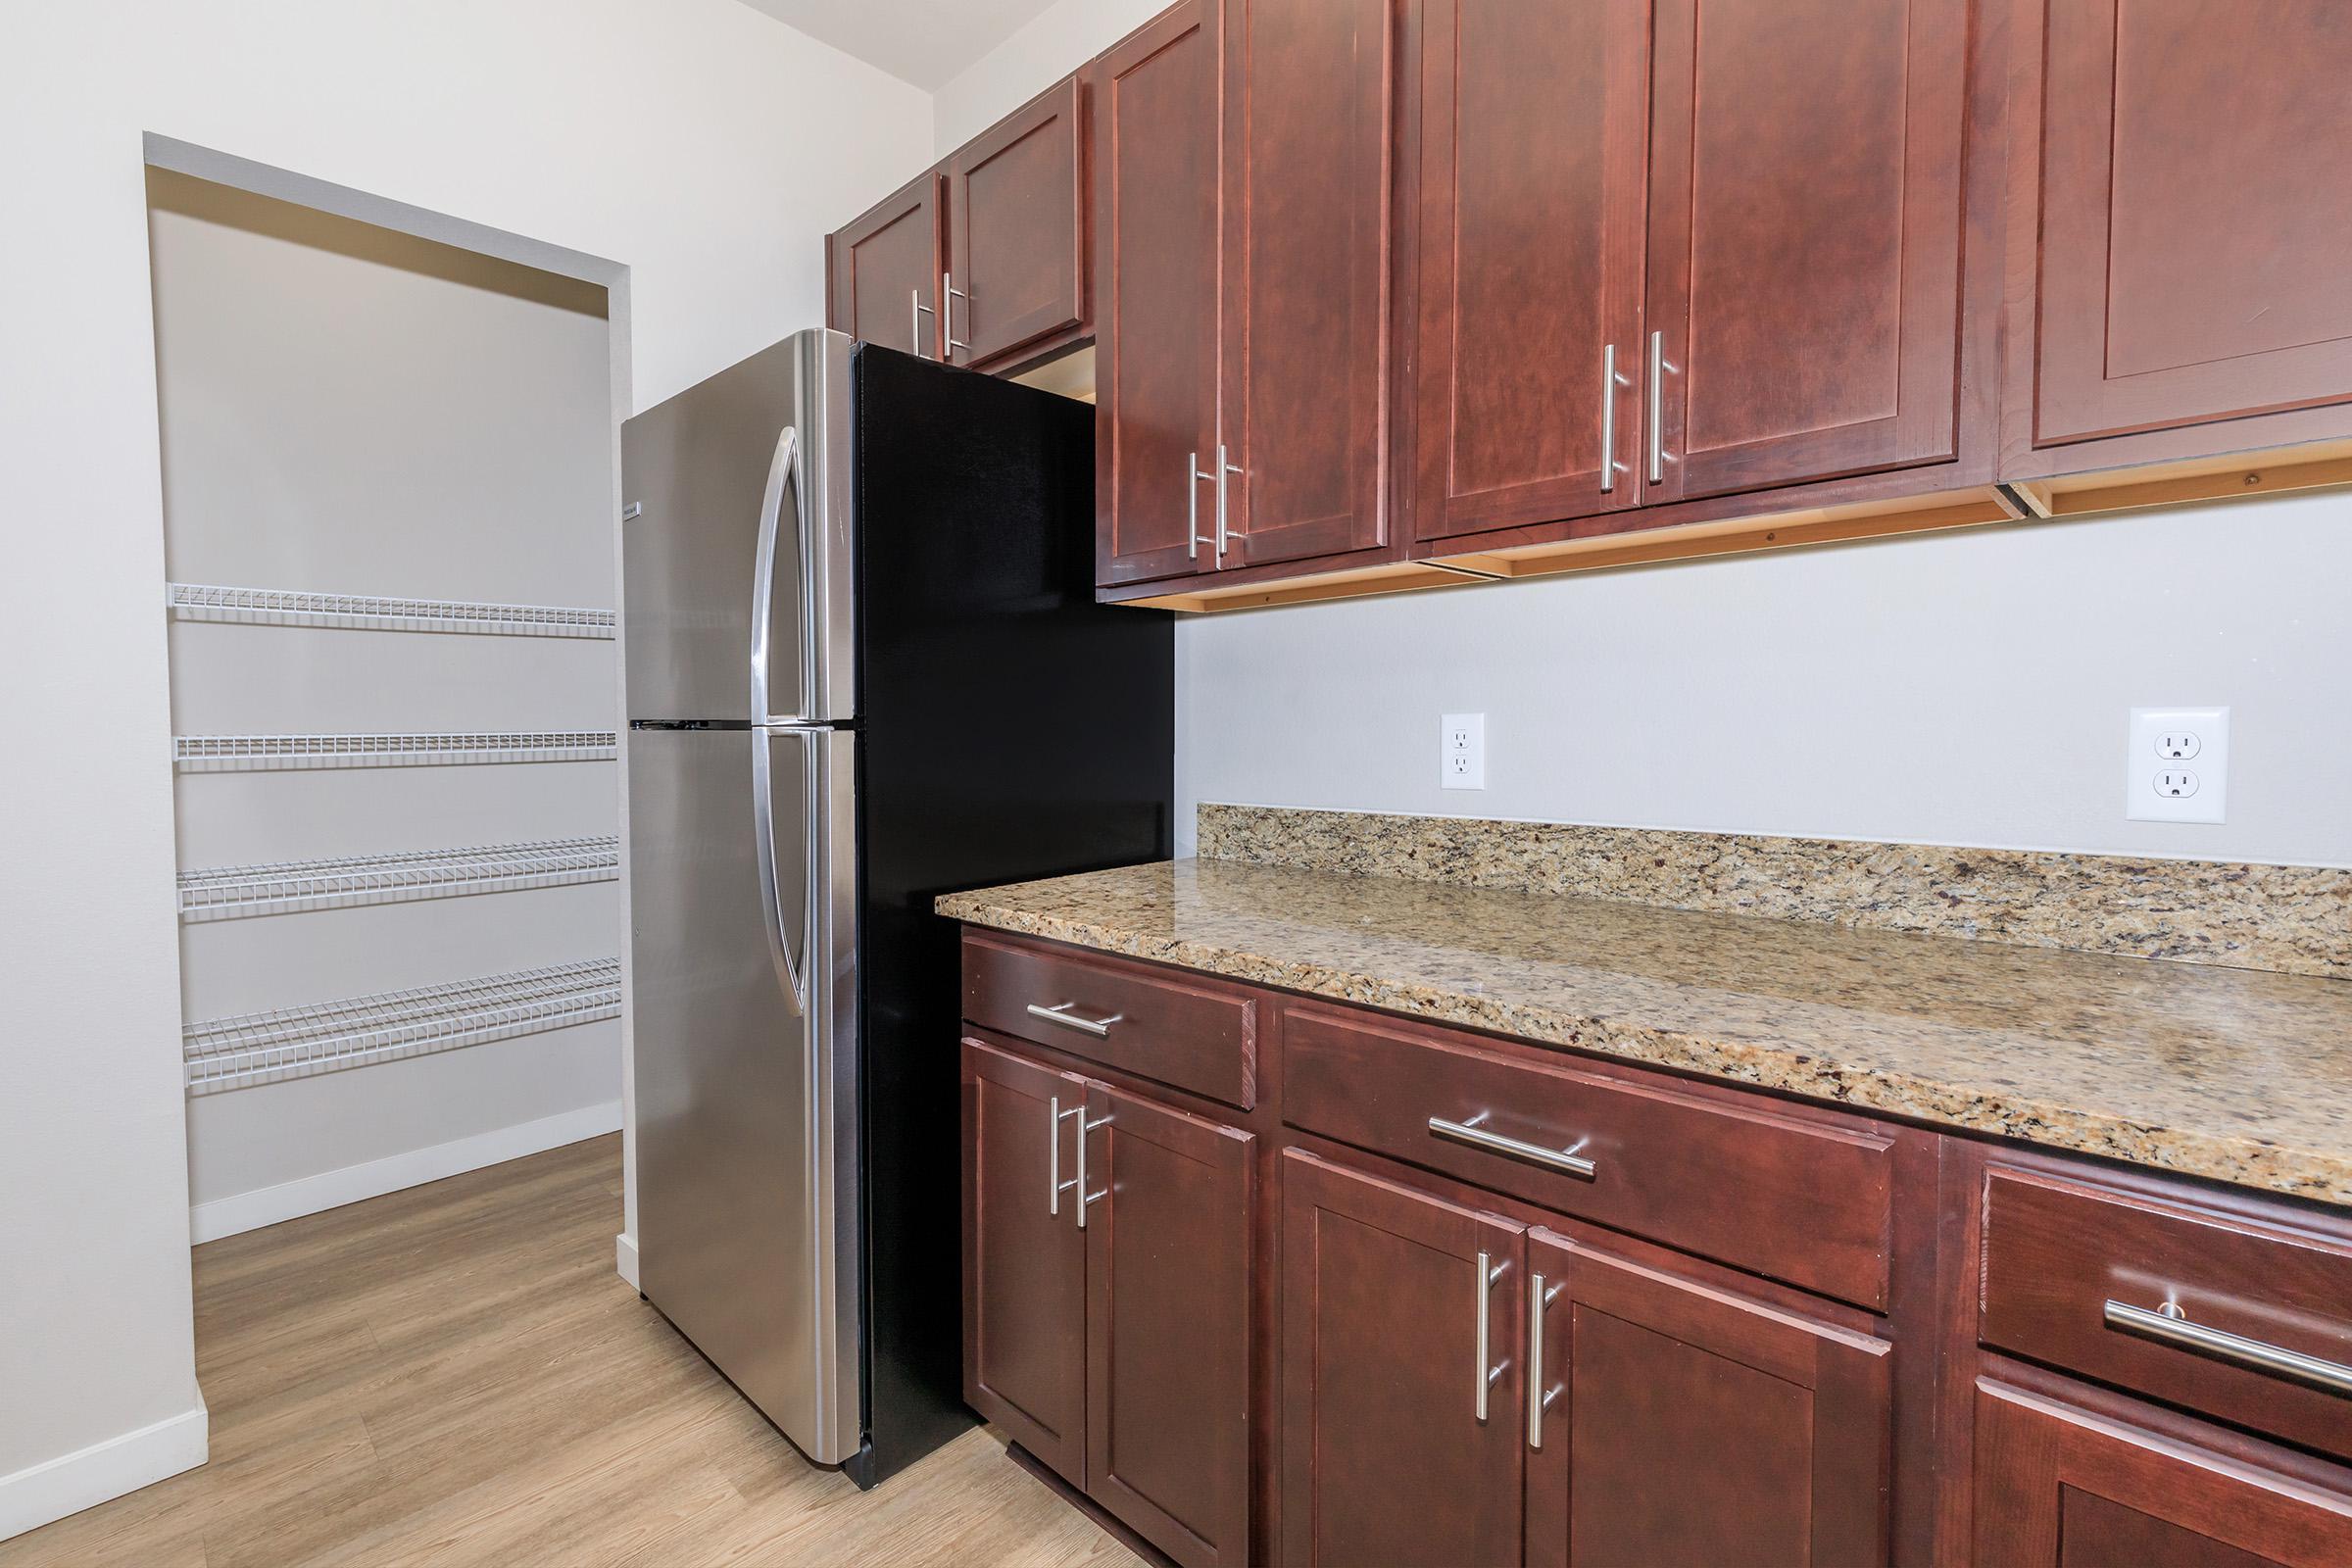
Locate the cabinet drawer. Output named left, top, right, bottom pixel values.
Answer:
left=962, top=932, right=1258, bottom=1109
left=1981, top=1165, right=2352, bottom=1464
left=1280, top=1003, right=1894, bottom=1309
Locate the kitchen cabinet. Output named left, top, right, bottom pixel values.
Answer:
left=960, top=1034, right=1253, bottom=1568
left=1525, top=1229, right=1892, bottom=1567
left=828, top=170, right=945, bottom=361
left=945, top=77, right=1090, bottom=371
left=1092, top=0, right=1225, bottom=587
left=1972, top=1380, right=2352, bottom=1566
left=1215, top=0, right=1396, bottom=570
left=1408, top=0, right=1650, bottom=543
left=2008, top=0, right=2352, bottom=469
left=1643, top=0, right=1971, bottom=504
left=1278, top=1151, right=1526, bottom=1568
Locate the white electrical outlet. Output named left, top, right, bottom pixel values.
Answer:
left=1442, top=712, right=1486, bottom=790
left=2127, top=707, right=2229, bottom=824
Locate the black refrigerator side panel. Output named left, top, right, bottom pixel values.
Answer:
left=851, top=345, right=1175, bottom=1483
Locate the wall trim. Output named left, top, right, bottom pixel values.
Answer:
left=615, top=1231, right=640, bottom=1289
left=188, top=1101, right=622, bottom=1244
left=0, top=1404, right=209, bottom=1543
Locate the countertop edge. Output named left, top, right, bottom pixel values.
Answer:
left=938, top=892, right=2348, bottom=1208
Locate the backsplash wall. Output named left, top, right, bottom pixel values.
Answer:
left=1176, top=491, right=2352, bottom=868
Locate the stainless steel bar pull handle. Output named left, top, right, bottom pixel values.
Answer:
left=1216, top=444, right=1242, bottom=556
left=1475, top=1250, right=1508, bottom=1421
left=1026, top=1002, right=1124, bottom=1039
left=943, top=271, right=970, bottom=358
left=2105, top=1298, right=2352, bottom=1398
left=910, top=288, right=935, bottom=358
left=1190, top=452, right=1218, bottom=562
left=1600, top=344, right=1634, bottom=492
left=1075, top=1112, right=1112, bottom=1228
left=1430, top=1113, right=1597, bottom=1180
left=1048, top=1098, right=1082, bottom=1216
left=1528, top=1273, right=1563, bottom=1449
left=1647, top=329, right=1675, bottom=484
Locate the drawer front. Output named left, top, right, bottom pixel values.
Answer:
left=962, top=932, right=1258, bottom=1109
left=1981, top=1166, right=2352, bottom=1463
left=1280, top=1003, right=1894, bottom=1309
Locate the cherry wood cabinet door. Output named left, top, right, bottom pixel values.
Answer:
left=1093, top=0, right=1224, bottom=587
left=1643, top=0, right=1969, bottom=503
left=1973, top=1381, right=2352, bottom=1566
left=1082, top=1082, right=1253, bottom=1568
left=961, top=1040, right=1088, bottom=1487
left=2028, top=0, right=2352, bottom=449
left=1279, top=1152, right=1525, bottom=1568
left=1219, top=0, right=1395, bottom=568
left=1523, top=1230, right=1891, bottom=1568
left=1410, top=0, right=1650, bottom=543
left=828, top=170, right=943, bottom=360
left=948, top=77, right=1089, bottom=371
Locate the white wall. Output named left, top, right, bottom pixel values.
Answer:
left=933, top=0, right=1168, bottom=151
left=1178, top=492, right=2352, bottom=867
left=0, top=0, right=928, bottom=1537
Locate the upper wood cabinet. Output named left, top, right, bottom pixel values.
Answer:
left=1218, top=0, right=1397, bottom=569
left=1644, top=0, right=1971, bottom=504
left=1409, top=0, right=1650, bottom=544
left=2007, top=0, right=2352, bottom=471
left=828, top=171, right=944, bottom=361
left=946, top=78, right=1090, bottom=370
left=1094, top=0, right=1225, bottom=587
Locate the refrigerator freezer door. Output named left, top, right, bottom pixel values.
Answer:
left=621, top=329, right=856, bottom=725
left=630, top=725, right=862, bottom=1465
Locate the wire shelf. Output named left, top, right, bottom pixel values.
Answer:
left=167, top=582, right=616, bottom=639
left=178, top=836, right=620, bottom=921
left=173, top=732, right=618, bottom=770
left=183, top=958, right=621, bottom=1095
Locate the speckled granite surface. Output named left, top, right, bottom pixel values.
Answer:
left=1198, top=805, right=2352, bottom=980
left=938, top=858, right=2352, bottom=1204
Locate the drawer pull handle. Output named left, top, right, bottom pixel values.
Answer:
left=1429, top=1113, right=1597, bottom=1181
left=1026, top=1002, right=1124, bottom=1038
left=2104, top=1298, right=2352, bottom=1399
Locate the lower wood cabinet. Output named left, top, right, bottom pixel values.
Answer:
left=1972, top=1380, right=2352, bottom=1566
left=961, top=1037, right=1252, bottom=1568
left=1528, top=1229, right=1891, bottom=1567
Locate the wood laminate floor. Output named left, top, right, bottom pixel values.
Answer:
left=4, top=1135, right=1142, bottom=1567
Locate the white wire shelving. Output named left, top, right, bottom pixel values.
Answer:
left=173, top=731, right=618, bottom=771
left=183, top=958, right=621, bottom=1095
left=178, top=836, right=620, bottom=922
left=167, top=582, right=615, bottom=639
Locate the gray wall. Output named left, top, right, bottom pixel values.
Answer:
left=1178, top=489, right=2352, bottom=867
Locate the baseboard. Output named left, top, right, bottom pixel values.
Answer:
left=615, top=1231, right=640, bottom=1289
left=188, top=1101, right=623, bottom=1244
left=0, top=1404, right=209, bottom=1543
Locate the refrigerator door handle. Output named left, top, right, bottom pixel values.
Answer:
left=750, top=424, right=813, bottom=725
left=751, top=728, right=815, bottom=1016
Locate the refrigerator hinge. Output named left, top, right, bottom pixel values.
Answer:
left=621, top=501, right=643, bottom=522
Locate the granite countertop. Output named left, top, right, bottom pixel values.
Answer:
left=939, top=858, right=2352, bottom=1206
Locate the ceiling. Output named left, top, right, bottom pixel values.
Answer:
left=737, top=0, right=1065, bottom=89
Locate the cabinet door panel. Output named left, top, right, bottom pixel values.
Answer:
left=1279, top=1152, right=1524, bottom=1568
left=1095, top=1, right=1223, bottom=587
left=1973, top=1381, right=2352, bottom=1566
left=1645, top=0, right=1967, bottom=501
left=950, top=77, right=1088, bottom=370
left=2032, top=0, right=2352, bottom=446
left=1222, top=0, right=1394, bottom=567
left=961, top=1040, right=1088, bottom=1487
left=830, top=172, right=942, bottom=359
left=1411, top=0, right=1649, bottom=541
left=1524, top=1230, right=1891, bottom=1568
left=1084, top=1082, right=1253, bottom=1568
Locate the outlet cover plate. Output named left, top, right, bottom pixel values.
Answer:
left=1442, top=712, right=1486, bottom=790
left=2127, top=707, right=2228, bottom=824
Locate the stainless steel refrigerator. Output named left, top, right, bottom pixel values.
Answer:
left=621, top=328, right=1171, bottom=1488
